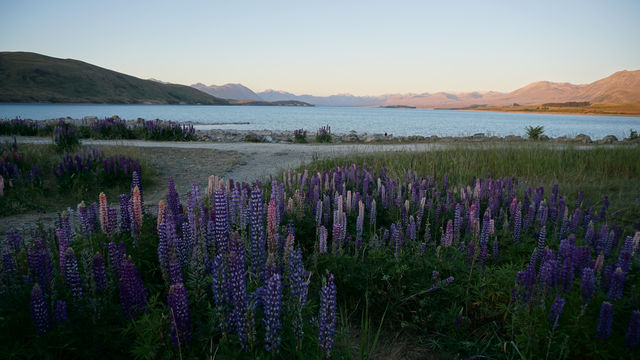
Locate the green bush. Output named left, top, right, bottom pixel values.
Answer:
left=525, top=125, right=545, bottom=140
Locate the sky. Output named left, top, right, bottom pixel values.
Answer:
left=1, top=0, right=639, bottom=96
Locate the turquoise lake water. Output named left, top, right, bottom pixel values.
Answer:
left=1, top=103, right=640, bottom=139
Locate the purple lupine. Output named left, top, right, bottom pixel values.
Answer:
left=535, top=227, right=547, bottom=266
left=513, top=204, right=522, bottom=243
left=65, top=248, right=83, bottom=302
left=54, top=300, right=68, bottom=324
left=288, top=248, right=309, bottom=347
left=108, top=242, right=121, bottom=279
left=369, top=199, right=376, bottom=226
left=214, top=187, right=230, bottom=255
left=607, top=267, right=626, bottom=301
left=442, top=220, right=453, bottom=248
left=131, top=170, right=143, bottom=206
left=250, top=187, right=266, bottom=277
left=168, top=258, right=183, bottom=285
left=318, top=271, right=337, bottom=359
left=168, top=282, right=192, bottom=347
left=210, top=254, right=231, bottom=332
left=56, top=228, right=69, bottom=278
left=228, top=249, right=253, bottom=350
left=262, top=273, right=282, bottom=353
left=30, top=283, right=50, bottom=335
left=479, top=210, right=491, bottom=269
left=167, top=178, right=181, bottom=216
left=596, top=301, right=614, bottom=340
left=119, top=255, right=148, bottom=318
left=539, top=260, right=557, bottom=294
left=119, top=194, right=131, bottom=234
left=581, top=267, right=595, bottom=303
left=549, top=296, right=565, bottom=329
left=626, top=310, right=640, bottom=349
left=93, top=252, right=107, bottom=293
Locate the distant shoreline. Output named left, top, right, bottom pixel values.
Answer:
left=450, top=103, right=640, bottom=117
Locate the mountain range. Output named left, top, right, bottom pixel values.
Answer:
left=191, top=70, right=640, bottom=107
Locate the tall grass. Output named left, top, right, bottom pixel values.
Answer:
left=305, top=143, right=640, bottom=224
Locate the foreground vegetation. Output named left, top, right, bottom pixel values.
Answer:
left=1, top=144, right=639, bottom=359
left=0, top=140, right=154, bottom=216
left=1, top=117, right=196, bottom=142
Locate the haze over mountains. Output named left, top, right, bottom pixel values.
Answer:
left=191, top=70, right=640, bottom=107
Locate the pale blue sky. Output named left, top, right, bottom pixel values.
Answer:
left=1, top=0, right=639, bottom=95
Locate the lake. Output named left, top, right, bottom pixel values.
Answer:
left=1, top=103, right=640, bottom=139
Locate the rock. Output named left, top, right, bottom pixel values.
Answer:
left=504, top=135, right=522, bottom=141
left=364, top=134, right=384, bottom=143
left=263, top=135, right=273, bottom=143
left=575, top=134, right=592, bottom=143
left=244, top=133, right=262, bottom=142
left=472, top=133, right=485, bottom=140
left=601, top=135, right=618, bottom=144
left=539, top=135, right=550, bottom=141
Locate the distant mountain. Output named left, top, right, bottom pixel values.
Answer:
left=253, top=70, right=640, bottom=107
left=257, top=90, right=382, bottom=107
left=191, top=83, right=263, bottom=101
left=0, top=52, right=229, bottom=104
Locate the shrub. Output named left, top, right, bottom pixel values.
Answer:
left=315, top=124, right=332, bottom=143
left=0, top=118, right=41, bottom=136
left=53, top=120, right=80, bottom=152
left=629, top=129, right=639, bottom=140
left=293, top=128, right=307, bottom=143
left=525, top=125, right=545, bottom=140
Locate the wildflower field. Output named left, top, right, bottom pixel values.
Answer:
left=1, top=144, right=639, bottom=359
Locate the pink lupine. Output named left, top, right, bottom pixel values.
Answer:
left=267, top=200, right=277, bottom=254
left=157, top=200, right=167, bottom=231
left=132, top=186, right=143, bottom=234
left=99, top=192, right=109, bottom=234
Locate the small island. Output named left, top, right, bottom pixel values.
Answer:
left=379, top=105, right=416, bottom=109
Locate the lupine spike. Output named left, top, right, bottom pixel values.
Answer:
left=30, top=283, right=50, bottom=335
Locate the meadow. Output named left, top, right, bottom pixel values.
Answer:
left=1, top=143, right=639, bottom=359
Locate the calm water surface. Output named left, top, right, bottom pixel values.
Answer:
left=1, top=104, right=639, bottom=139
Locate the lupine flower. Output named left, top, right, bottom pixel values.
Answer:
left=65, top=248, right=83, bottom=302
left=262, top=273, right=282, bottom=353
left=56, top=228, right=69, bottom=278
left=442, top=220, right=453, bottom=247
left=228, top=249, right=253, bottom=350
left=99, top=192, right=109, bottom=234
left=131, top=186, right=143, bottom=235
left=118, top=194, right=131, bottom=234
left=513, top=204, right=522, bottom=243
left=549, top=296, right=565, bottom=329
left=214, top=187, right=230, bottom=255
left=318, top=271, right=337, bottom=359
left=581, top=267, right=595, bottom=303
left=626, top=310, right=640, bottom=349
left=93, top=252, right=107, bottom=293
left=607, top=267, right=626, bottom=301
left=249, top=187, right=266, bottom=276
left=318, top=225, right=328, bottom=253
left=30, top=283, right=50, bottom=335
left=54, top=300, right=68, bottom=324
left=596, top=301, right=614, bottom=340
left=168, top=282, right=192, bottom=347
left=267, top=199, right=278, bottom=254
left=119, top=255, right=148, bottom=318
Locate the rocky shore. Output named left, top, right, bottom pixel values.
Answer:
left=12, top=116, right=640, bottom=145
left=195, top=128, right=638, bottom=145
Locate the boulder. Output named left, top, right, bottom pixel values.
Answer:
left=539, top=135, right=550, bottom=141
left=244, top=133, right=262, bottom=142
left=575, top=134, right=592, bottom=144
left=364, top=134, right=385, bottom=143
left=601, top=135, right=618, bottom=144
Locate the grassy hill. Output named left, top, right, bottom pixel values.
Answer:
left=0, top=52, right=229, bottom=105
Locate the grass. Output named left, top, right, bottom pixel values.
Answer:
left=303, top=143, right=640, bottom=230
